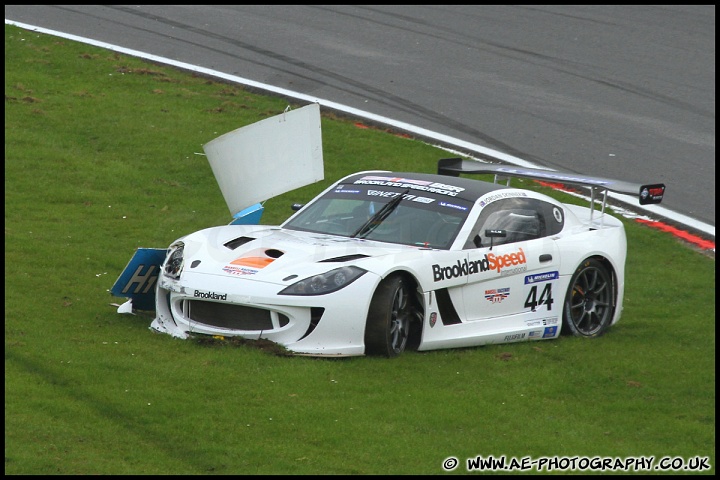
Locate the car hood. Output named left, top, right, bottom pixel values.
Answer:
left=178, top=224, right=421, bottom=284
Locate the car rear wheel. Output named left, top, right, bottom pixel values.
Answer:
left=364, top=275, right=412, bottom=357
left=562, top=258, right=615, bottom=337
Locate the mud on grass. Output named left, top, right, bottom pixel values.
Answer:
left=192, top=335, right=293, bottom=356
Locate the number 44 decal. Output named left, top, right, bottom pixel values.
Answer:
left=525, top=284, right=554, bottom=311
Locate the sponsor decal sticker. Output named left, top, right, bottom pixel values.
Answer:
left=485, top=287, right=510, bottom=303
left=479, top=191, right=528, bottom=207
left=429, top=312, right=437, bottom=328
left=366, top=189, right=436, bottom=204
left=432, top=248, right=527, bottom=281
left=439, top=201, right=467, bottom=211
left=640, top=185, right=665, bottom=203
left=360, top=176, right=434, bottom=186
left=525, top=316, right=558, bottom=327
left=335, top=184, right=361, bottom=194
left=525, top=271, right=559, bottom=284
left=355, top=176, right=465, bottom=197
left=528, top=329, right=544, bottom=338
left=368, top=189, right=401, bottom=198
left=194, top=290, right=227, bottom=301
left=504, top=333, right=526, bottom=342
left=223, top=265, right=260, bottom=276
left=542, top=326, right=558, bottom=338
left=224, top=255, right=276, bottom=275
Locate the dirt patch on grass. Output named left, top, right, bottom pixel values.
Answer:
left=193, top=335, right=292, bottom=356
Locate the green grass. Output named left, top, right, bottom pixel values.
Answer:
left=4, top=24, right=715, bottom=474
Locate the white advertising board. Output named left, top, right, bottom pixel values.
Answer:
left=203, top=103, right=324, bottom=215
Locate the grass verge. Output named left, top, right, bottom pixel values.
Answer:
left=4, top=24, right=715, bottom=474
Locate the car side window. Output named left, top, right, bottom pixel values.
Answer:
left=463, top=197, right=563, bottom=249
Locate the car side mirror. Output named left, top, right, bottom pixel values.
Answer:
left=291, top=203, right=304, bottom=211
left=484, top=229, right=506, bottom=250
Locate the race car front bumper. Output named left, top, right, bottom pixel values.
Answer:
left=150, top=271, right=380, bottom=356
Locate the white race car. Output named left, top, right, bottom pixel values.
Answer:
left=112, top=105, right=665, bottom=357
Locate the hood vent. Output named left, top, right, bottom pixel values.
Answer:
left=319, top=254, right=369, bottom=263
left=224, top=236, right=256, bottom=250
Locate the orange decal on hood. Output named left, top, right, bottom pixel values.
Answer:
left=230, top=256, right=275, bottom=269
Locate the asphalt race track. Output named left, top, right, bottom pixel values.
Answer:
left=5, top=5, right=715, bottom=243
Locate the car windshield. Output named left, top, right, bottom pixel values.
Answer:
left=283, top=183, right=473, bottom=249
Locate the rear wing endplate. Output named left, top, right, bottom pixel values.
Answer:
left=438, top=158, right=665, bottom=206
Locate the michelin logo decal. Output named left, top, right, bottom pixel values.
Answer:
left=525, top=271, right=559, bottom=284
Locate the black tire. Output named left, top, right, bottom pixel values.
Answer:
left=364, top=275, right=413, bottom=357
left=562, top=258, right=615, bottom=337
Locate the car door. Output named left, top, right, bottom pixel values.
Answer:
left=458, top=196, right=565, bottom=338
left=460, top=237, right=561, bottom=330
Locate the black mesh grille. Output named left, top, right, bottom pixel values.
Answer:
left=187, top=300, right=286, bottom=331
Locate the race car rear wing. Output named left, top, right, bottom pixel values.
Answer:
left=438, top=157, right=665, bottom=221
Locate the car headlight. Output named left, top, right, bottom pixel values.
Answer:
left=279, top=266, right=367, bottom=296
left=163, top=242, right=185, bottom=280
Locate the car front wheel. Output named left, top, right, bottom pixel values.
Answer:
left=562, top=258, right=615, bottom=337
left=364, top=275, right=412, bottom=357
